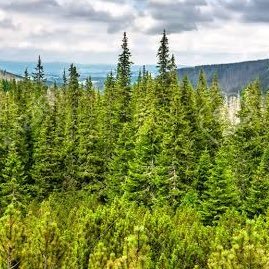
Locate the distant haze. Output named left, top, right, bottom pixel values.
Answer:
left=0, top=60, right=158, bottom=87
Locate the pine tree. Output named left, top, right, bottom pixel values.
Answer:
left=101, top=71, right=119, bottom=160
left=194, top=149, right=213, bottom=198
left=157, top=78, right=195, bottom=206
left=32, top=55, right=46, bottom=84
left=125, top=81, right=161, bottom=205
left=0, top=141, right=27, bottom=208
left=85, top=76, right=93, bottom=92
left=233, top=81, right=264, bottom=201
left=244, top=144, right=269, bottom=217
left=68, top=64, right=80, bottom=92
left=62, top=68, right=67, bottom=88
left=157, top=30, right=170, bottom=83
left=76, top=88, right=105, bottom=191
left=0, top=204, right=24, bottom=269
left=117, top=32, right=133, bottom=88
left=156, top=30, right=173, bottom=107
left=201, top=146, right=239, bottom=224
left=0, top=93, right=31, bottom=209
left=31, top=99, right=62, bottom=199
left=24, top=68, right=30, bottom=81
left=116, top=32, right=133, bottom=124
left=24, top=202, right=67, bottom=268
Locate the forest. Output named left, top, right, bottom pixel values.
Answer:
left=0, top=31, right=269, bottom=268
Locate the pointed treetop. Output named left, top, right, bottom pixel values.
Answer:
left=32, top=55, right=46, bottom=84
left=63, top=68, right=67, bottom=87
left=157, top=29, right=171, bottom=85
left=117, top=32, right=133, bottom=88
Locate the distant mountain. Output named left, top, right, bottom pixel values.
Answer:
left=0, top=60, right=158, bottom=88
left=178, top=59, right=269, bottom=94
left=0, top=69, right=23, bottom=81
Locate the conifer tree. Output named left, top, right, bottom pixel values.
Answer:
left=156, top=30, right=173, bottom=107
left=68, top=63, right=80, bottom=92
left=76, top=88, right=105, bottom=191
left=234, top=81, right=264, bottom=201
left=157, top=30, right=170, bottom=83
left=31, top=100, right=62, bottom=199
left=157, top=78, right=195, bottom=206
left=24, top=68, right=30, bottom=81
left=244, top=144, right=269, bottom=217
left=24, top=202, right=67, bottom=268
left=125, top=81, right=160, bottom=205
left=32, top=55, right=46, bottom=84
left=62, top=68, right=67, bottom=88
left=201, top=146, right=239, bottom=224
left=116, top=32, right=133, bottom=124
left=101, top=71, right=118, bottom=160
left=85, top=76, right=93, bottom=92
left=117, top=32, right=133, bottom=88
left=0, top=204, right=24, bottom=268
left=0, top=141, right=27, bottom=208
left=194, top=149, right=213, bottom=198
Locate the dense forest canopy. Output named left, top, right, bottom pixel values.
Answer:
left=0, top=31, right=269, bottom=268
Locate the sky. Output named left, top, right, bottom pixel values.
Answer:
left=0, top=0, right=269, bottom=66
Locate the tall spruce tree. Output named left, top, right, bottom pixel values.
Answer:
left=233, top=81, right=264, bottom=202
left=117, top=32, right=133, bottom=88
left=156, top=30, right=173, bottom=107
left=32, top=55, right=46, bottom=84
left=157, top=75, right=195, bottom=206
left=116, top=32, right=133, bottom=123
left=62, top=68, right=67, bottom=88
left=157, top=30, right=170, bottom=82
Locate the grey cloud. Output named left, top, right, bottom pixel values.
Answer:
left=216, top=0, right=269, bottom=23
left=145, top=0, right=212, bottom=34
left=64, top=3, right=134, bottom=24
left=0, top=18, right=18, bottom=30
left=0, top=0, right=135, bottom=33
left=1, top=0, right=60, bottom=14
left=243, top=0, right=269, bottom=22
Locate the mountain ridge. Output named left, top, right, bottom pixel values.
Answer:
left=178, top=58, right=269, bottom=94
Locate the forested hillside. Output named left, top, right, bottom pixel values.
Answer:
left=1, top=31, right=269, bottom=268
left=0, top=69, right=23, bottom=81
left=178, top=58, right=269, bottom=94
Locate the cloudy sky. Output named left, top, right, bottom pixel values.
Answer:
left=0, top=0, right=268, bottom=66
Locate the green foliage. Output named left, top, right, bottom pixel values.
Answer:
left=201, top=146, right=240, bottom=224
left=0, top=32, right=268, bottom=269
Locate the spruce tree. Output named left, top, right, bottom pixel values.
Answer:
left=31, top=100, right=62, bottom=199
left=194, top=149, right=213, bottom=198
left=201, top=146, right=239, bottom=224
left=116, top=32, right=133, bottom=124
left=32, top=55, right=46, bottom=84
left=68, top=63, right=80, bottom=92
left=76, top=88, right=105, bottom=191
left=117, top=32, right=133, bottom=88
left=85, top=76, right=93, bottom=92
left=157, top=30, right=170, bottom=83
left=24, top=68, right=30, bottom=81
left=156, top=30, right=173, bottom=107
left=157, top=77, right=195, bottom=206
left=124, top=79, right=160, bottom=205
left=234, top=81, right=264, bottom=201
left=244, top=144, right=269, bottom=217
left=62, top=68, right=67, bottom=88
